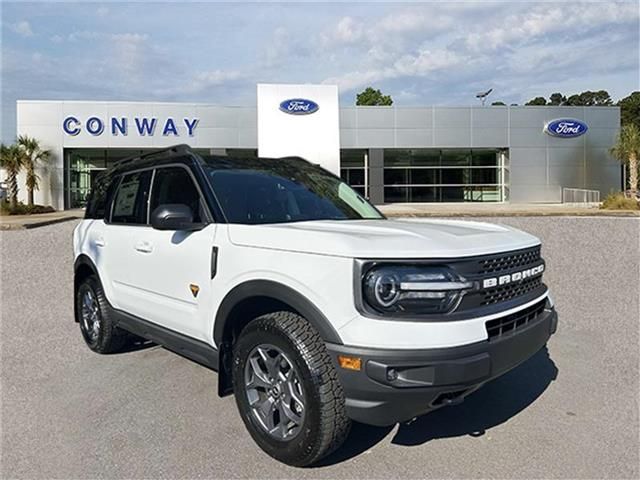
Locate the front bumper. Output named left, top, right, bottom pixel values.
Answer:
left=326, top=305, right=558, bottom=426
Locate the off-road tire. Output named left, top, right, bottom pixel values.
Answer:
left=232, top=311, right=351, bottom=467
left=76, top=274, right=128, bottom=354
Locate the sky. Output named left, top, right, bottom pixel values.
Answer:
left=1, top=0, right=639, bottom=142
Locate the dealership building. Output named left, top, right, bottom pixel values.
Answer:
left=13, top=84, right=621, bottom=210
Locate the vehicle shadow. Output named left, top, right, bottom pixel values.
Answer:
left=111, top=337, right=157, bottom=354
left=317, top=346, right=558, bottom=466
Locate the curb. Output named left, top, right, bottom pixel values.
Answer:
left=384, top=211, right=640, bottom=218
left=0, top=215, right=81, bottom=231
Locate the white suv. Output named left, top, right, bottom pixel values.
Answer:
left=73, top=145, right=557, bottom=466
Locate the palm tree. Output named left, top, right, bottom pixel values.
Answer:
left=610, top=124, right=640, bottom=197
left=0, top=143, right=24, bottom=208
left=17, top=135, right=50, bottom=206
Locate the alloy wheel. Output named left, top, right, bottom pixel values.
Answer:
left=81, top=288, right=101, bottom=342
left=244, top=344, right=306, bottom=440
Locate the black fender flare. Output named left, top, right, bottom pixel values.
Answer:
left=73, top=254, right=100, bottom=322
left=74, top=254, right=98, bottom=276
left=213, top=279, right=343, bottom=346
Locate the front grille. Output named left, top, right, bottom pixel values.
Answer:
left=478, top=246, right=541, bottom=275
left=482, top=276, right=543, bottom=306
left=485, top=299, right=546, bottom=340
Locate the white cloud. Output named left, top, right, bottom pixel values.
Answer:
left=97, top=6, right=109, bottom=17
left=324, top=46, right=462, bottom=91
left=152, top=69, right=245, bottom=97
left=465, top=2, right=639, bottom=52
left=193, top=69, right=244, bottom=87
left=111, top=33, right=149, bottom=79
left=326, top=16, right=363, bottom=45
left=11, top=20, right=33, bottom=37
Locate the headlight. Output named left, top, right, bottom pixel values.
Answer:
left=363, top=265, right=473, bottom=314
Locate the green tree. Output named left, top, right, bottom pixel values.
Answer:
left=610, top=123, right=640, bottom=196
left=548, top=93, right=566, bottom=105
left=525, top=97, right=547, bottom=106
left=356, top=87, right=393, bottom=106
left=0, top=143, right=24, bottom=208
left=491, top=101, right=506, bottom=106
left=565, top=90, right=612, bottom=106
left=17, top=135, right=50, bottom=206
left=617, top=91, right=640, bottom=128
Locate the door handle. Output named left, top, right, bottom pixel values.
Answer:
left=94, top=237, right=106, bottom=248
left=134, top=241, right=153, bottom=253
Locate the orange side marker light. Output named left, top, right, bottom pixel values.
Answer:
left=337, top=355, right=362, bottom=371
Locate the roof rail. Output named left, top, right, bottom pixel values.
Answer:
left=113, top=144, right=193, bottom=168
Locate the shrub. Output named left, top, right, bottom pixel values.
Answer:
left=0, top=201, right=56, bottom=215
left=600, top=193, right=640, bottom=210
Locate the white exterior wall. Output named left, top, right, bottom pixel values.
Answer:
left=13, top=89, right=620, bottom=209
left=257, top=84, right=340, bottom=175
left=15, top=100, right=260, bottom=209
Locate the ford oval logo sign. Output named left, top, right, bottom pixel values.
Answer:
left=279, top=98, right=319, bottom=115
left=544, top=118, right=588, bottom=138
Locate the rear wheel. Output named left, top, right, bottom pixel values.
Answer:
left=75, top=275, right=127, bottom=353
left=232, top=311, right=351, bottom=467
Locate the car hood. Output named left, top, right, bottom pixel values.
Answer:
left=227, top=219, right=540, bottom=258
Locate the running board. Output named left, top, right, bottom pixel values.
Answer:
left=108, top=306, right=219, bottom=371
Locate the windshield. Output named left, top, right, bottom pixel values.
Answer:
left=203, top=158, right=383, bottom=225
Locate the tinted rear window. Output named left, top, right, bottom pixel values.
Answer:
left=110, top=171, right=152, bottom=224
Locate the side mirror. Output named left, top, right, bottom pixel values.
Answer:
left=150, top=204, right=203, bottom=231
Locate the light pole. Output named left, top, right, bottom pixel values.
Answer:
left=475, top=88, right=493, bottom=106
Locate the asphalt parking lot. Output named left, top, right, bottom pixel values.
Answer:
left=1, top=217, right=638, bottom=479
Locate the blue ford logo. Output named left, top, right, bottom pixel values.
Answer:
left=279, top=99, right=319, bottom=115
left=544, top=118, right=588, bottom=138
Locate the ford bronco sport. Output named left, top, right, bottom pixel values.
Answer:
left=73, top=145, right=558, bottom=466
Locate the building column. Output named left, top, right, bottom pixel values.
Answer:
left=368, top=148, right=384, bottom=204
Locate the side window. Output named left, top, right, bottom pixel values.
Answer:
left=85, top=177, right=107, bottom=219
left=110, top=171, right=152, bottom=225
left=87, top=176, right=119, bottom=220
left=150, top=167, right=204, bottom=222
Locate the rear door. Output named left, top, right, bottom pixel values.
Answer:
left=102, top=170, right=153, bottom=315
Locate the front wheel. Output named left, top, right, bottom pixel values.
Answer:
left=232, top=311, right=351, bottom=467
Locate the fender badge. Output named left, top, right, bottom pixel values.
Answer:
left=189, top=284, right=200, bottom=298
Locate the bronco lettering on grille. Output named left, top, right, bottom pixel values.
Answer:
left=482, top=264, right=544, bottom=289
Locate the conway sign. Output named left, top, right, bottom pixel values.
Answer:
left=62, top=116, right=199, bottom=137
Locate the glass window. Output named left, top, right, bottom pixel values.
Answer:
left=441, top=168, right=468, bottom=185
left=441, top=186, right=465, bottom=202
left=150, top=167, right=204, bottom=223
left=85, top=174, right=117, bottom=220
left=110, top=171, right=152, bottom=224
left=380, top=148, right=502, bottom=203
left=441, top=150, right=471, bottom=166
left=471, top=168, right=498, bottom=184
left=410, top=169, right=437, bottom=185
left=340, top=149, right=366, bottom=168
left=384, top=169, right=408, bottom=185
left=204, top=159, right=382, bottom=225
left=348, top=168, right=365, bottom=186
left=384, top=186, right=408, bottom=203
left=472, top=150, right=497, bottom=166
left=410, top=187, right=438, bottom=202
left=384, top=149, right=440, bottom=167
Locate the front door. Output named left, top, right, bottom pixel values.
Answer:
left=124, top=166, right=216, bottom=341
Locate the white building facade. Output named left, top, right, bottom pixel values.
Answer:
left=13, top=84, right=621, bottom=210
